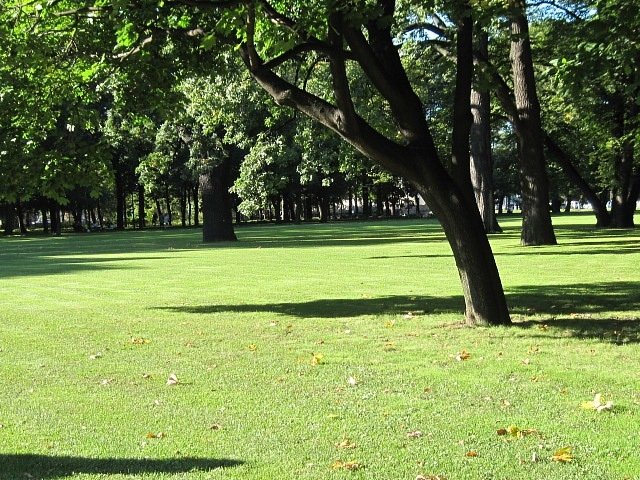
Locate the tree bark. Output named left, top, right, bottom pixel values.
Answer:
left=138, top=184, right=145, bottom=229
left=509, top=0, right=557, bottom=245
left=543, top=133, right=611, bottom=227
left=470, top=31, right=502, bottom=234
left=115, top=171, right=125, bottom=231
left=200, top=153, right=237, bottom=242
left=193, top=184, right=200, bottom=227
left=239, top=3, right=510, bottom=325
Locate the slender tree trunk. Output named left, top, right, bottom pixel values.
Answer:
left=49, top=202, right=61, bottom=236
left=180, top=188, right=187, bottom=228
left=115, top=172, right=125, bottom=231
left=138, top=184, right=145, bottom=229
left=200, top=154, right=238, bottom=242
left=543, top=133, right=611, bottom=226
left=42, top=208, right=49, bottom=233
left=193, top=184, right=200, bottom=227
left=155, top=198, right=164, bottom=226
left=470, top=31, right=501, bottom=233
left=165, top=192, right=172, bottom=226
left=509, top=0, right=557, bottom=245
left=16, top=201, right=27, bottom=234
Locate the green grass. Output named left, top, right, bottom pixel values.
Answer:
left=0, top=213, right=639, bottom=480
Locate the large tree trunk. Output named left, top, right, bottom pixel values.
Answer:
left=2, top=204, right=16, bottom=235
left=470, top=31, right=501, bottom=234
left=49, top=202, right=61, bottom=236
left=200, top=154, right=237, bottom=242
left=240, top=4, right=511, bottom=325
left=429, top=182, right=511, bottom=326
left=609, top=96, right=637, bottom=228
left=509, top=0, right=557, bottom=245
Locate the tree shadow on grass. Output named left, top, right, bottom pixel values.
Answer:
left=157, top=281, right=640, bottom=344
left=0, top=454, right=243, bottom=479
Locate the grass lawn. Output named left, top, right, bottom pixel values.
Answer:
left=0, top=213, right=639, bottom=480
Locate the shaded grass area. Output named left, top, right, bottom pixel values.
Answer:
left=0, top=455, right=242, bottom=480
left=0, top=214, right=639, bottom=479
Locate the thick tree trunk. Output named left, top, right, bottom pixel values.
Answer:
left=509, top=0, right=557, bottom=245
left=470, top=32, right=501, bottom=234
left=2, top=204, right=16, bottom=235
left=609, top=97, right=637, bottom=228
left=49, top=202, right=61, bottom=236
left=200, top=155, right=237, bottom=242
left=240, top=6, right=510, bottom=325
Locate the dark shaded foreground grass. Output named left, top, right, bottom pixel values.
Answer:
left=0, top=455, right=242, bottom=479
left=0, top=214, right=638, bottom=479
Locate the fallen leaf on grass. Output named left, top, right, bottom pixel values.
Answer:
left=247, top=344, right=257, bottom=351
left=209, top=424, right=222, bottom=430
left=465, top=451, right=478, bottom=457
left=581, top=393, right=613, bottom=412
left=335, top=438, right=357, bottom=449
left=100, top=379, right=113, bottom=386
left=383, top=341, right=397, bottom=351
left=146, top=431, right=166, bottom=439
left=497, top=425, right=539, bottom=437
left=551, top=446, right=573, bottom=462
left=142, top=373, right=152, bottom=379
left=88, top=352, right=102, bottom=360
left=407, top=430, right=423, bottom=438
left=166, top=373, right=179, bottom=386
left=455, top=350, right=471, bottom=361
left=385, top=320, right=395, bottom=328
left=131, top=337, right=150, bottom=345
left=311, top=353, right=324, bottom=365
left=331, top=460, right=362, bottom=471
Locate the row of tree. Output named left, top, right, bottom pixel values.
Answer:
left=0, top=0, right=637, bottom=326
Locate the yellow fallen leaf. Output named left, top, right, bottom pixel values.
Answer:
left=247, top=343, right=257, bottom=351
left=131, top=337, right=150, bottom=345
left=455, top=350, right=471, bottom=361
left=311, top=353, right=324, bottom=365
left=551, top=446, right=573, bottom=462
left=331, top=460, right=362, bottom=471
left=146, top=431, right=166, bottom=439
left=166, top=373, right=179, bottom=386
left=465, top=451, right=478, bottom=457
left=384, top=320, right=395, bottom=328
left=335, top=438, right=357, bottom=449
left=581, top=393, right=613, bottom=412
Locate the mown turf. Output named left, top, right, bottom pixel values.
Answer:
left=0, top=213, right=639, bottom=479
